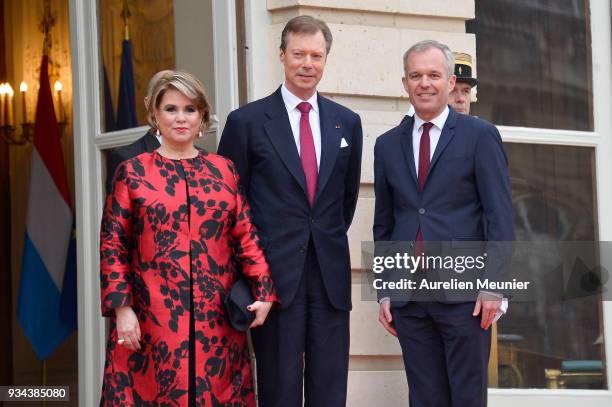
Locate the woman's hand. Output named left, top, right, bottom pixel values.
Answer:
left=247, top=301, right=274, bottom=328
left=115, top=306, right=141, bottom=351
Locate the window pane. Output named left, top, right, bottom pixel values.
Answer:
left=98, top=0, right=176, bottom=132
left=466, top=0, right=592, bottom=130
left=98, top=0, right=217, bottom=135
left=495, top=143, right=605, bottom=389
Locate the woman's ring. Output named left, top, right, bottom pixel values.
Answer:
left=117, top=338, right=126, bottom=344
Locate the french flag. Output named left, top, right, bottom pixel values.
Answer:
left=17, top=55, right=75, bottom=360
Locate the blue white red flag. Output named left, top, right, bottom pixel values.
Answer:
left=17, top=55, right=75, bottom=359
left=116, top=39, right=137, bottom=129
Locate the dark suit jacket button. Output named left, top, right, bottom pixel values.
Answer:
left=418, top=208, right=426, bottom=215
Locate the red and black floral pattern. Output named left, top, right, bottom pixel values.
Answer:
left=100, top=150, right=276, bottom=406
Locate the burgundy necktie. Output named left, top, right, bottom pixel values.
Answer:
left=415, top=122, right=433, bottom=253
left=297, top=102, right=318, bottom=206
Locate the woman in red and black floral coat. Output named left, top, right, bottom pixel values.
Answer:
left=100, top=71, right=276, bottom=406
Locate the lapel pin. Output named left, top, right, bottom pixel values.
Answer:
left=335, top=123, right=341, bottom=129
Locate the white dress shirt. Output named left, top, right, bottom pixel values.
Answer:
left=281, top=83, right=322, bottom=169
left=412, top=106, right=449, bottom=175
left=406, top=105, right=415, bottom=117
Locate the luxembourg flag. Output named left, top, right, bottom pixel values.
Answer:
left=17, top=55, right=75, bottom=360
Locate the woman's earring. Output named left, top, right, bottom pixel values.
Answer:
left=156, top=128, right=160, bottom=136
left=198, top=131, right=203, bottom=138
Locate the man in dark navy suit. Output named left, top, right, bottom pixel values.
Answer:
left=373, top=40, right=513, bottom=406
left=104, top=70, right=172, bottom=193
left=218, top=15, right=362, bottom=407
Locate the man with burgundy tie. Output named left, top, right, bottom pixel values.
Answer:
left=373, top=40, right=513, bottom=406
left=218, top=15, right=362, bottom=407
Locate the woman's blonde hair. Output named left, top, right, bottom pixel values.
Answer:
left=147, top=70, right=211, bottom=134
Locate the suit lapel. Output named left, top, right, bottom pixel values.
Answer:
left=399, top=115, right=418, bottom=187
left=143, top=131, right=161, bottom=152
left=429, top=108, right=458, bottom=174
left=263, top=88, right=308, bottom=195
left=314, top=96, right=342, bottom=205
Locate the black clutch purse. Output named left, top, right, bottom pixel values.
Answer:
left=224, top=278, right=255, bottom=331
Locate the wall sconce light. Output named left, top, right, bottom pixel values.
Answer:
left=0, top=82, right=34, bottom=145
left=0, top=0, right=68, bottom=146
